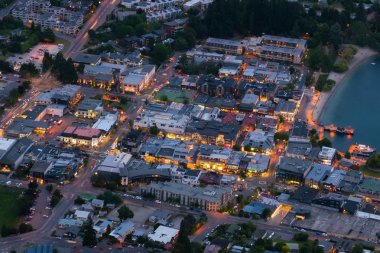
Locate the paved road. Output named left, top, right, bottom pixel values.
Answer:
left=64, top=0, right=120, bottom=59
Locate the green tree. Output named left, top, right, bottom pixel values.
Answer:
left=262, top=208, right=272, bottom=219
left=274, top=132, right=289, bottom=142
left=366, top=154, right=380, bottom=170
left=20, top=63, right=39, bottom=78
left=118, top=205, right=134, bottom=220
left=149, top=125, right=159, bottom=135
left=244, top=144, right=252, bottom=152
left=318, top=137, right=332, bottom=148
left=345, top=151, right=352, bottom=159
left=293, top=232, right=309, bottom=242
left=150, top=43, right=171, bottom=65
left=82, top=220, right=97, bottom=247
left=74, top=196, right=86, bottom=205
left=232, top=144, right=241, bottom=151
left=42, top=52, right=54, bottom=72
left=19, top=223, right=33, bottom=233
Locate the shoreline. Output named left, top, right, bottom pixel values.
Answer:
left=312, top=47, right=379, bottom=123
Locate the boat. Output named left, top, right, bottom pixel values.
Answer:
left=351, top=144, right=376, bottom=157
left=336, top=126, right=355, bottom=135
left=371, top=62, right=376, bottom=65
left=323, top=124, right=337, bottom=132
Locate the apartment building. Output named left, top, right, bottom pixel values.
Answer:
left=12, top=0, right=83, bottom=35
left=205, top=37, right=244, bottom=55
left=142, top=181, right=233, bottom=211
left=121, top=65, right=156, bottom=94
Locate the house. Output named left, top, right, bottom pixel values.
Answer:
left=110, top=221, right=135, bottom=242
left=163, top=18, right=187, bottom=37
left=74, top=210, right=91, bottom=221
left=148, top=225, right=179, bottom=244
left=204, top=244, right=222, bottom=253
left=92, top=112, right=119, bottom=134
left=121, top=65, right=156, bottom=94
left=148, top=210, right=172, bottom=223
left=274, top=100, right=298, bottom=121
left=275, top=156, right=313, bottom=183
left=197, top=75, right=237, bottom=97
left=323, top=169, right=346, bottom=192
left=93, top=220, right=113, bottom=238
left=91, top=199, right=105, bottom=208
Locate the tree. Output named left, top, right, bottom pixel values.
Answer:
left=150, top=43, right=171, bottom=65
left=172, top=215, right=195, bottom=253
left=351, top=244, right=364, bottom=253
left=274, top=132, right=289, bottom=142
left=345, top=151, right=352, bottom=159
left=42, top=52, right=54, bottom=72
left=244, top=144, right=252, bottom=152
left=74, top=196, right=86, bottom=205
left=318, top=137, right=332, bottom=148
left=45, top=184, right=53, bottom=193
left=20, top=63, right=39, bottom=79
left=366, top=154, right=380, bottom=170
left=262, top=208, right=272, bottom=219
left=149, top=125, right=159, bottom=135
left=118, top=205, right=134, bottom=220
left=19, top=223, right=33, bottom=233
left=293, top=232, right=309, bottom=242
left=50, top=189, right=63, bottom=207
left=232, top=144, right=241, bottom=151
left=82, top=221, right=97, bottom=247
left=180, top=214, right=196, bottom=236
left=41, top=28, right=56, bottom=43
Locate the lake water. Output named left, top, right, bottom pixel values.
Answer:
left=319, top=56, right=380, bottom=152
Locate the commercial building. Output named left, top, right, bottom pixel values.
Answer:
left=51, top=85, right=82, bottom=106
left=142, top=181, right=233, bottom=211
left=197, top=145, right=231, bottom=171
left=276, top=156, right=313, bottom=184
left=0, top=138, right=33, bottom=170
left=75, top=98, right=103, bottom=119
left=304, top=164, right=333, bottom=189
left=72, top=53, right=102, bottom=66
left=184, top=120, right=241, bottom=147
left=59, top=126, right=103, bottom=147
left=205, top=38, right=244, bottom=55
left=244, top=154, right=270, bottom=175
left=285, top=140, right=312, bottom=159
left=6, top=118, right=49, bottom=138
left=148, top=225, right=179, bottom=244
left=121, top=65, right=156, bottom=94
left=241, top=129, right=274, bottom=153
left=318, top=146, right=336, bottom=165
left=274, top=100, right=298, bottom=121
left=323, top=169, right=346, bottom=192
left=92, top=112, right=119, bottom=133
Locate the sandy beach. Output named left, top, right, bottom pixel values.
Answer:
left=312, top=47, right=378, bottom=122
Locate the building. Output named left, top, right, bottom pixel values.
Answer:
left=97, top=153, right=133, bottom=176
left=358, top=178, right=380, bottom=195
left=323, top=169, right=346, bottom=192
left=148, top=225, right=179, bottom=244
left=121, top=65, right=156, bottom=94
left=0, top=138, right=33, bottom=170
left=186, top=50, right=224, bottom=63
left=244, top=154, right=270, bottom=175
left=197, top=145, right=231, bottom=172
left=205, top=38, right=243, bottom=54
left=290, top=120, right=309, bottom=140
left=59, top=126, right=103, bottom=147
left=184, top=120, right=241, bottom=147
left=142, top=182, right=233, bottom=211
left=75, top=98, right=103, bottom=119
left=73, top=53, right=101, bottom=66
left=276, top=156, right=313, bottom=184
left=304, top=164, right=333, bottom=189
left=6, top=118, right=49, bottom=138
left=109, top=221, right=135, bottom=242
left=241, top=129, right=274, bottom=153
left=318, top=146, right=336, bottom=165
left=92, top=112, right=119, bottom=133
left=51, top=85, right=82, bottom=106
left=274, top=100, right=298, bottom=121
left=285, top=139, right=312, bottom=159
left=12, top=0, right=83, bottom=35
left=45, top=104, right=66, bottom=117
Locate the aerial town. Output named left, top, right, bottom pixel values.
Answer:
left=1, top=0, right=380, bottom=253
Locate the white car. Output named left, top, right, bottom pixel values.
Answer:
left=155, top=200, right=162, bottom=204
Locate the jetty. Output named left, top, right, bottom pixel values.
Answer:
left=322, top=124, right=355, bottom=135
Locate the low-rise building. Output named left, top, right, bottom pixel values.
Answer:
left=274, top=100, right=298, bottom=121
left=59, top=126, right=103, bottom=147
left=323, top=169, right=346, bottom=192
left=205, top=37, right=244, bottom=55
left=304, top=164, right=333, bottom=189
left=241, top=129, right=274, bottom=153
left=318, top=146, right=336, bottom=165
left=245, top=154, right=270, bottom=175
left=75, top=98, right=103, bottom=119
left=121, top=65, right=156, bottom=94
left=92, top=112, right=119, bottom=134
left=142, top=182, right=233, bottom=211
left=285, top=140, right=312, bottom=159
left=148, top=225, right=179, bottom=244
left=110, top=221, right=135, bottom=242
left=275, top=156, right=313, bottom=184
left=73, top=53, right=101, bottom=66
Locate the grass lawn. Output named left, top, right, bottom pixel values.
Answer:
left=0, top=186, right=22, bottom=228
left=360, top=166, right=380, bottom=178
left=56, top=37, right=71, bottom=54
left=154, top=87, right=191, bottom=103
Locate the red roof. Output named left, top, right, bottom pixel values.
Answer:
left=223, top=112, right=236, bottom=124
left=242, top=113, right=257, bottom=127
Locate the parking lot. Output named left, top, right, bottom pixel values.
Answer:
left=8, top=43, right=62, bottom=71
left=292, top=206, right=380, bottom=243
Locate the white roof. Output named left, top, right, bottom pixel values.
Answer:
left=123, top=74, right=145, bottom=86
left=92, top=113, right=118, bottom=132
left=75, top=210, right=90, bottom=219
left=0, top=138, right=16, bottom=152
left=148, top=225, right=179, bottom=244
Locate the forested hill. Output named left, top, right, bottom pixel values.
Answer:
left=203, top=0, right=305, bottom=38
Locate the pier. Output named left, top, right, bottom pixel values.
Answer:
left=322, top=124, right=355, bottom=135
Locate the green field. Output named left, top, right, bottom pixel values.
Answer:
left=0, top=186, right=22, bottom=228
left=154, top=87, right=191, bottom=103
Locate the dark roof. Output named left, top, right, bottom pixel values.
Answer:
left=185, top=120, right=240, bottom=141
left=30, top=161, right=52, bottom=174
left=290, top=120, right=309, bottom=138
left=73, top=53, right=101, bottom=65
left=342, top=200, right=359, bottom=214
left=7, top=119, right=49, bottom=135
left=22, top=105, right=47, bottom=120
left=291, top=186, right=320, bottom=204
left=0, top=138, right=33, bottom=166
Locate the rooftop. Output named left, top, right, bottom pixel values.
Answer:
left=148, top=225, right=179, bottom=244
left=277, top=156, right=312, bottom=174
left=73, top=53, right=101, bottom=65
